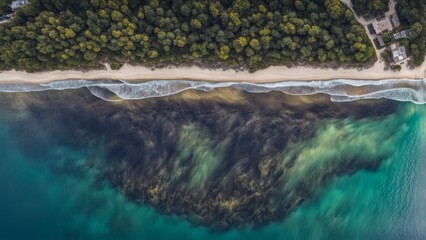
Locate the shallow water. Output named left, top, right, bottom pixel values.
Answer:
left=0, top=85, right=425, bottom=239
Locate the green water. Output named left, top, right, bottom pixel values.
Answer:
left=0, top=94, right=424, bottom=239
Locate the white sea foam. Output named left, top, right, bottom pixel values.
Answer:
left=0, top=78, right=425, bottom=104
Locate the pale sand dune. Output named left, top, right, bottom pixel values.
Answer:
left=0, top=60, right=425, bottom=84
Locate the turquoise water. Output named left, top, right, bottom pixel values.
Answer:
left=0, top=92, right=425, bottom=239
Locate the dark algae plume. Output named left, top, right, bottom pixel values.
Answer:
left=0, top=87, right=407, bottom=230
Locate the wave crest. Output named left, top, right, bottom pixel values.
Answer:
left=0, top=78, right=425, bottom=104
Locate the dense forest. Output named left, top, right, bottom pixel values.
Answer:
left=351, top=0, right=389, bottom=18
left=0, top=0, right=12, bottom=15
left=396, top=0, right=426, bottom=66
left=0, top=0, right=376, bottom=72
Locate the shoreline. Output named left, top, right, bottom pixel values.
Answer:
left=0, top=61, right=425, bottom=84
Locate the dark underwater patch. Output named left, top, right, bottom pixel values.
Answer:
left=0, top=89, right=398, bottom=229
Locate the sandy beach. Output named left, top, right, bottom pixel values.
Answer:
left=0, top=60, right=425, bottom=84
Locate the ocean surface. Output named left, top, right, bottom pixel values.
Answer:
left=0, top=79, right=425, bottom=240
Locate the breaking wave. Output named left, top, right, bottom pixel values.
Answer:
left=0, top=78, right=425, bottom=103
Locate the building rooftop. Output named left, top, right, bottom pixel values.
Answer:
left=393, top=29, right=411, bottom=40
left=377, top=35, right=385, bottom=47
left=390, top=44, right=407, bottom=62
left=373, top=18, right=393, bottom=34
left=390, top=13, right=400, bottom=27
left=0, top=14, right=13, bottom=21
left=367, top=23, right=376, bottom=35
left=10, top=0, right=28, bottom=11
